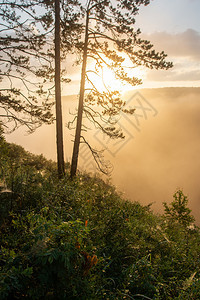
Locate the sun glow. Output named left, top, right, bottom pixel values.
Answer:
left=86, top=64, right=146, bottom=94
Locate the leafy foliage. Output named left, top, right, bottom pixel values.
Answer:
left=1, top=142, right=200, bottom=299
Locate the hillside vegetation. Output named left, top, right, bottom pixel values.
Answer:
left=0, top=138, right=200, bottom=299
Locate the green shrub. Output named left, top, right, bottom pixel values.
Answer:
left=1, top=142, right=200, bottom=299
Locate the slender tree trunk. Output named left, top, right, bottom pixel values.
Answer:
left=70, top=11, right=90, bottom=178
left=55, top=0, right=65, bottom=178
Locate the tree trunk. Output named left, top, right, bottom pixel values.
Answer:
left=55, top=0, right=65, bottom=178
left=70, top=11, right=90, bottom=178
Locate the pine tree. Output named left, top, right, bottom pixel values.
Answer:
left=0, top=0, right=55, bottom=132
left=55, top=0, right=65, bottom=177
left=0, top=0, right=80, bottom=177
left=70, top=0, right=173, bottom=177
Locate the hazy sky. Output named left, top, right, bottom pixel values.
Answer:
left=65, top=0, right=200, bottom=93
left=134, top=0, right=200, bottom=88
left=136, top=0, right=200, bottom=34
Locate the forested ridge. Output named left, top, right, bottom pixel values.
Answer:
left=0, top=138, right=200, bottom=299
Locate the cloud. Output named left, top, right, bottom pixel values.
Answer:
left=142, top=29, right=200, bottom=60
left=141, top=29, right=200, bottom=83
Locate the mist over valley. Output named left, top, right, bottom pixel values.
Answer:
left=7, top=87, right=200, bottom=223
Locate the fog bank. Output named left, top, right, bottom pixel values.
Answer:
left=7, top=88, right=200, bottom=223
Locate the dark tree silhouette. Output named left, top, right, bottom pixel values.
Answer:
left=0, top=0, right=80, bottom=177
left=0, top=0, right=55, bottom=132
left=70, top=0, right=173, bottom=177
left=55, top=0, right=65, bottom=177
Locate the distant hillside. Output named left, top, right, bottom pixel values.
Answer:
left=124, top=86, right=200, bottom=100
left=62, top=94, right=78, bottom=102
left=62, top=87, right=200, bottom=100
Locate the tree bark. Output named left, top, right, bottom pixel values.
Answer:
left=70, top=11, right=90, bottom=178
left=55, top=0, right=65, bottom=178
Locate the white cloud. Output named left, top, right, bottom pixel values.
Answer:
left=140, top=29, right=200, bottom=84
left=142, top=29, right=200, bottom=60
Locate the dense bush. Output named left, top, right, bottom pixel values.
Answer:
left=0, top=141, right=200, bottom=299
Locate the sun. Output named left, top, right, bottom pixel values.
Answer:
left=86, top=63, right=146, bottom=94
